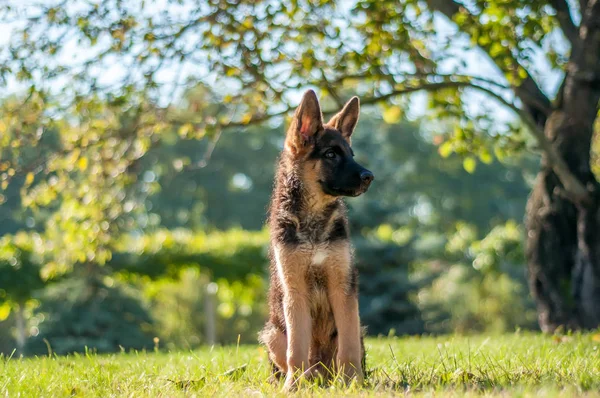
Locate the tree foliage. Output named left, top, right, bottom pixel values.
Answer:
left=0, top=0, right=572, bottom=161
left=0, top=0, right=578, bottom=241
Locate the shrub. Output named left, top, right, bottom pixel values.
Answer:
left=26, top=274, right=155, bottom=355
left=416, top=221, right=537, bottom=333
left=141, top=268, right=267, bottom=349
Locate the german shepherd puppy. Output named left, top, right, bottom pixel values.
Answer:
left=259, top=90, right=374, bottom=389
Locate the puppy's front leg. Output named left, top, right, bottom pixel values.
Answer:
left=275, top=246, right=312, bottom=389
left=326, top=256, right=363, bottom=383
left=283, top=284, right=311, bottom=388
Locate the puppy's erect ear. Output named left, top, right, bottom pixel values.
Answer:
left=327, top=96, right=360, bottom=141
left=285, top=89, right=323, bottom=155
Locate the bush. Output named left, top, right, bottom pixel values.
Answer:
left=110, top=228, right=270, bottom=281
left=355, top=236, right=428, bottom=336
left=141, top=268, right=267, bottom=349
left=26, top=274, right=155, bottom=355
left=415, top=221, right=537, bottom=333
left=417, top=263, right=537, bottom=333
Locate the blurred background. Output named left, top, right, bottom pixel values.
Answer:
left=1, top=0, right=597, bottom=355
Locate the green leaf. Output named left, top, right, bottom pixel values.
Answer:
left=479, top=149, right=493, bottom=164
left=438, top=141, right=453, bottom=158
left=178, top=123, right=193, bottom=138
left=490, top=42, right=503, bottom=58
left=25, top=172, right=34, bottom=185
left=240, top=113, right=252, bottom=125
left=463, top=157, right=476, bottom=173
left=454, top=126, right=465, bottom=140
left=77, top=157, right=88, bottom=171
left=382, top=106, right=402, bottom=124
left=0, top=301, right=11, bottom=321
left=494, top=146, right=507, bottom=161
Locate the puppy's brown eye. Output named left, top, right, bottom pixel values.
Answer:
left=325, top=150, right=336, bottom=159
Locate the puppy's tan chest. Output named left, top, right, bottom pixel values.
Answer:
left=274, top=243, right=351, bottom=287
left=301, top=243, right=349, bottom=268
left=310, top=247, right=329, bottom=266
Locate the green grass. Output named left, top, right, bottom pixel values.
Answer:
left=2, top=333, right=600, bottom=397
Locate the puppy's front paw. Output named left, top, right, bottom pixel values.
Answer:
left=302, top=365, right=322, bottom=380
left=284, top=372, right=299, bottom=391
left=347, top=367, right=364, bottom=385
left=336, top=357, right=364, bottom=385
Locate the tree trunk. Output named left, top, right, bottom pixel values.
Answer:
left=526, top=130, right=600, bottom=331
left=525, top=0, right=600, bottom=333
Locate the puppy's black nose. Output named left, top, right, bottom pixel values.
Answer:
left=360, top=170, right=374, bottom=185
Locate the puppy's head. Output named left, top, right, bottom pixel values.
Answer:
left=284, top=90, right=374, bottom=198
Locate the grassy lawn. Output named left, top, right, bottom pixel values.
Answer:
left=2, top=333, right=599, bottom=397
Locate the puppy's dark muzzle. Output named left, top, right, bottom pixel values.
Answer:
left=353, top=169, right=374, bottom=196
left=360, top=170, right=374, bottom=186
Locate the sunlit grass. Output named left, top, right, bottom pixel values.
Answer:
left=2, top=333, right=600, bottom=397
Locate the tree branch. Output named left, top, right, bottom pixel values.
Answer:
left=549, top=0, right=579, bottom=45
left=364, top=79, right=591, bottom=204
left=320, top=69, right=344, bottom=108
left=426, top=0, right=552, bottom=123
left=216, top=81, right=480, bottom=129
left=421, top=1, right=590, bottom=199
left=263, top=77, right=593, bottom=205
left=178, top=72, right=591, bottom=205
left=359, top=81, right=473, bottom=105
left=462, top=85, right=591, bottom=205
